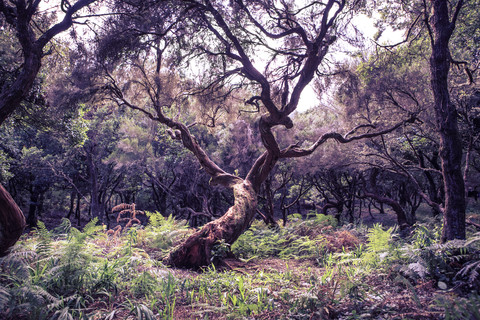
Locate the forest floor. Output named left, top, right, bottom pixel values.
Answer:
left=168, top=257, right=446, bottom=320
left=1, top=210, right=479, bottom=319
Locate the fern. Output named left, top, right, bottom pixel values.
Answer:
left=44, top=219, right=102, bottom=297
left=53, top=218, right=72, bottom=237
left=452, top=233, right=480, bottom=288
left=50, top=307, right=74, bottom=320
left=436, top=294, right=480, bottom=320
left=0, top=285, right=10, bottom=311
left=35, top=221, right=53, bottom=258
left=146, top=211, right=165, bottom=227
left=457, top=259, right=480, bottom=286
left=232, top=218, right=328, bottom=260
left=465, top=232, right=480, bottom=248
left=410, top=223, right=440, bottom=249
left=0, top=249, right=35, bottom=282
left=366, top=224, right=392, bottom=254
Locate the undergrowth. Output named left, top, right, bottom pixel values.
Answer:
left=0, top=212, right=479, bottom=319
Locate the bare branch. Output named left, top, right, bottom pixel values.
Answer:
left=450, top=0, right=464, bottom=32
left=37, top=0, right=97, bottom=48
left=279, top=114, right=417, bottom=159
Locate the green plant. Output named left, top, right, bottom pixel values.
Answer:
left=436, top=294, right=480, bottom=320
left=131, top=303, right=156, bottom=320
left=35, top=221, right=53, bottom=258
left=453, top=233, right=480, bottom=289
left=210, top=239, right=231, bottom=264
left=366, top=224, right=393, bottom=253
left=159, top=273, right=177, bottom=320
left=410, top=223, right=441, bottom=249
left=232, top=217, right=330, bottom=261
left=361, top=224, right=393, bottom=267
left=131, top=271, right=158, bottom=298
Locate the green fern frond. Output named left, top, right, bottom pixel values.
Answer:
left=457, top=259, right=480, bottom=284
left=47, top=294, right=79, bottom=310
left=146, top=211, right=164, bottom=228
left=35, top=221, right=53, bottom=258
left=50, top=307, right=74, bottom=320
left=53, top=218, right=72, bottom=236
left=0, top=285, right=11, bottom=310
left=83, top=218, right=103, bottom=236
left=0, top=249, right=36, bottom=281
left=465, top=232, right=480, bottom=247
left=366, top=224, right=392, bottom=253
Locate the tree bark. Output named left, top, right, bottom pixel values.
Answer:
left=85, top=141, right=103, bottom=222
left=429, top=0, right=466, bottom=241
left=167, top=181, right=257, bottom=268
left=27, top=187, right=40, bottom=228
left=0, top=184, right=26, bottom=256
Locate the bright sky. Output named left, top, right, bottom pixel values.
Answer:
left=297, top=13, right=404, bottom=112
left=36, top=1, right=404, bottom=114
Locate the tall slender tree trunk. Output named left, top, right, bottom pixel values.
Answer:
left=429, top=0, right=466, bottom=241
left=86, top=143, right=103, bottom=222
left=27, top=187, right=40, bottom=228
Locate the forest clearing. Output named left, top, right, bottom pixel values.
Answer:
left=1, top=0, right=480, bottom=318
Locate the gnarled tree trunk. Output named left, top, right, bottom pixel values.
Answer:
left=104, top=0, right=420, bottom=270
left=0, top=184, right=26, bottom=256
left=167, top=181, right=257, bottom=268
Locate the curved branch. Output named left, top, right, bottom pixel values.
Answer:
left=37, top=0, right=97, bottom=48
left=109, top=95, right=241, bottom=189
left=236, top=0, right=310, bottom=44
left=450, top=0, right=464, bottom=32
left=279, top=114, right=417, bottom=159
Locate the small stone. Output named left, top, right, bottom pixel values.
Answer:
left=438, top=281, right=448, bottom=290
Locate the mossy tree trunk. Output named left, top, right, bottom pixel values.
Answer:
left=167, top=181, right=257, bottom=268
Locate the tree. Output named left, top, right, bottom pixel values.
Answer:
left=345, top=0, right=477, bottom=240
left=0, top=0, right=101, bottom=255
left=427, top=0, right=467, bottom=241
left=97, top=0, right=420, bottom=268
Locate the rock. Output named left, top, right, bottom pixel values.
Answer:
left=438, top=281, right=448, bottom=290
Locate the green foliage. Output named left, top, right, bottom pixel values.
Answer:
left=410, top=223, right=441, bottom=249
left=132, top=271, right=158, bottom=298
left=210, top=239, right=231, bottom=264
left=436, top=294, right=480, bottom=320
left=145, top=211, right=169, bottom=228
left=232, top=215, right=335, bottom=261
left=142, top=212, right=189, bottom=254
left=2, top=216, right=480, bottom=319
left=34, top=221, right=53, bottom=258
left=366, top=224, right=392, bottom=254
left=354, top=224, right=394, bottom=267
left=455, top=232, right=480, bottom=289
